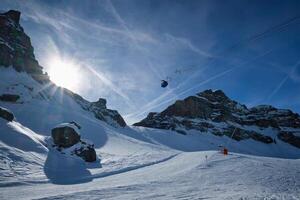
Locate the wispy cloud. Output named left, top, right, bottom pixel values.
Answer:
left=20, top=1, right=158, bottom=47
left=104, top=0, right=164, bottom=80
left=163, top=33, right=215, bottom=58
left=265, top=75, right=289, bottom=102
left=84, top=65, right=133, bottom=106
left=265, top=59, right=300, bottom=102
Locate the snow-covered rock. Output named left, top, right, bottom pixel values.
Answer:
left=51, top=122, right=81, bottom=148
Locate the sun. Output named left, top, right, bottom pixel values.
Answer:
left=47, top=56, right=81, bottom=91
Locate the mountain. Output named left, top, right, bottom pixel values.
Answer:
left=0, top=10, right=126, bottom=128
left=134, top=89, right=300, bottom=148
left=0, top=10, right=49, bottom=83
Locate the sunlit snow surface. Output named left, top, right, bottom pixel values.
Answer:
left=0, top=68, right=300, bottom=200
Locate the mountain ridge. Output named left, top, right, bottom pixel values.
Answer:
left=134, top=89, right=300, bottom=148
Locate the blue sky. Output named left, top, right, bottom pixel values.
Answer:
left=1, top=0, right=300, bottom=124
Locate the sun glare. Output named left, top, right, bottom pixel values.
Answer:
left=47, top=57, right=81, bottom=91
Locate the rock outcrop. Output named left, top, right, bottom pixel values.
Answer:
left=65, top=90, right=126, bottom=127
left=0, top=106, right=14, bottom=121
left=89, top=98, right=127, bottom=127
left=134, top=89, right=300, bottom=148
left=0, top=10, right=49, bottom=83
left=0, top=94, right=20, bottom=102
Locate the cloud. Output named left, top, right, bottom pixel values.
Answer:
left=84, top=65, right=133, bottom=105
left=19, top=1, right=158, bottom=48
left=265, top=75, right=289, bottom=102
left=163, top=33, right=215, bottom=58
left=104, top=0, right=164, bottom=80
left=290, top=63, right=300, bottom=82
left=265, top=59, right=300, bottom=102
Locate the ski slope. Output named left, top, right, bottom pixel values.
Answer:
left=1, top=68, right=300, bottom=199
left=1, top=148, right=300, bottom=200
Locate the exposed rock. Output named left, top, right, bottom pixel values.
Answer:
left=0, top=94, right=20, bottom=102
left=51, top=123, right=81, bottom=148
left=278, top=132, right=300, bottom=148
left=5, top=10, right=20, bottom=24
left=91, top=98, right=107, bottom=110
left=64, top=89, right=126, bottom=127
left=0, top=106, right=14, bottom=121
left=89, top=98, right=126, bottom=127
left=134, top=89, right=300, bottom=148
left=0, top=10, right=49, bottom=83
left=74, top=143, right=97, bottom=162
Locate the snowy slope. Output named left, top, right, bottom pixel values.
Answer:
left=1, top=151, right=299, bottom=200
left=1, top=68, right=300, bottom=199
left=0, top=68, right=174, bottom=185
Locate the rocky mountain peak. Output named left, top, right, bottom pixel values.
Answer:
left=5, top=10, right=21, bottom=24
left=91, top=98, right=107, bottom=109
left=64, top=90, right=126, bottom=127
left=0, top=10, right=49, bottom=83
left=197, top=89, right=229, bottom=102
left=134, top=89, right=300, bottom=148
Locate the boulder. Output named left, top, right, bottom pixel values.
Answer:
left=75, top=145, right=96, bottom=162
left=0, top=106, right=14, bottom=121
left=51, top=123, right=81, bottom=148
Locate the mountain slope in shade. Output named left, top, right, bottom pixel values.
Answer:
left=134, top=89, right=300, bottom=148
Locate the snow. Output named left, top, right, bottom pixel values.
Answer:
left=1, top=151, right=299, bottom=200
left=54, top=123, right=81, bottom=135
left=1, top=68, right=300, bottom=199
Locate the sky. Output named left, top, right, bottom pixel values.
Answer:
left=1, top=0, right=300, bottom=124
